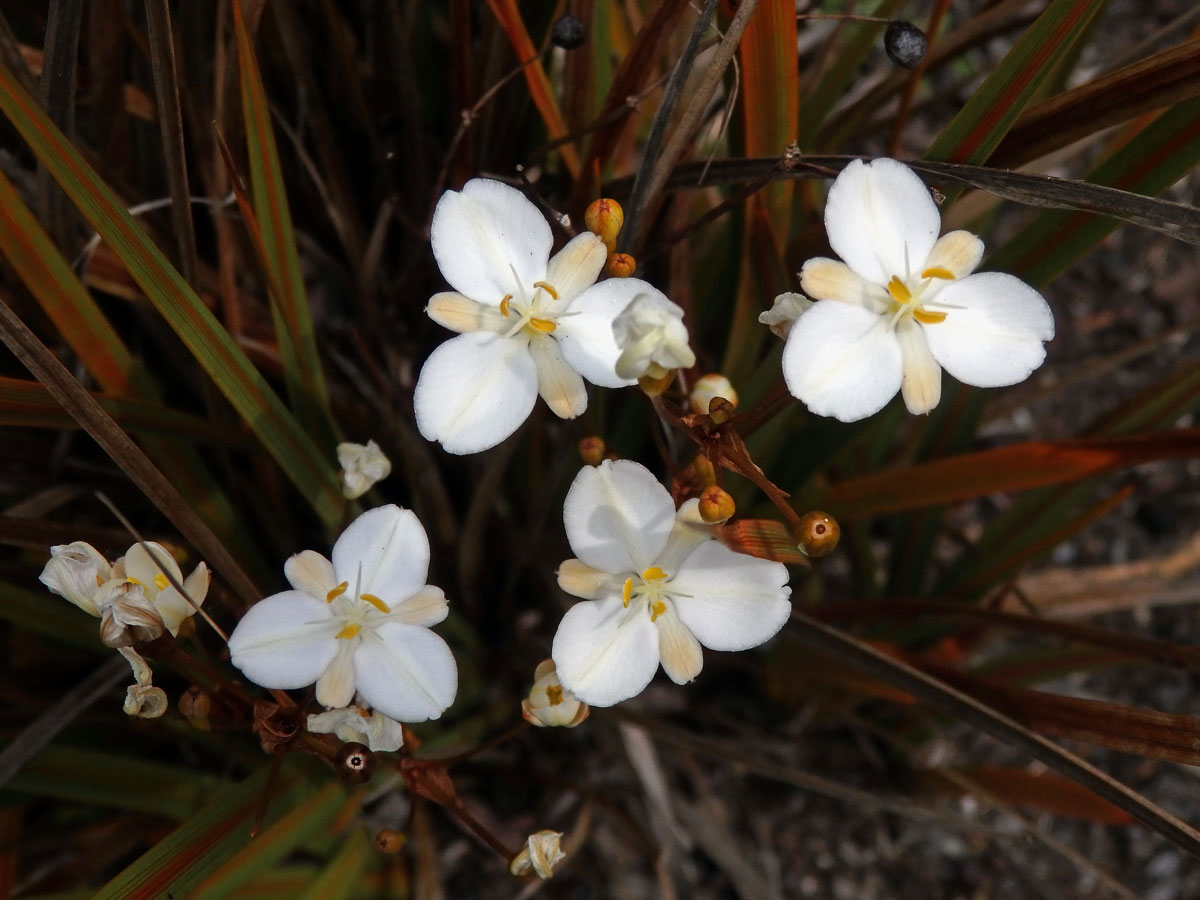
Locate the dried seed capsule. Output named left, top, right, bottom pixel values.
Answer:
left=578, top=436, right=606, bottom=466
left=884, top=20, right=927, bottom=69
left=337, top=741, right=376, bottom=784
left=707, top=396, right=736, bottom=425
left=698, top=486, right=735, bottom=524
left=551, top=15, right=587, bottom=50
left=795, top=511, right=840, bottom=558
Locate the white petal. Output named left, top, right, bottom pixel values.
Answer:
left=924, top=230, right=984, bottom=280
left=353, top=623, right=458, bottom=722
left=153, top=587, right=195, bottom=636
left=799, top=258, right=884, bottom=310
left=923, top=272, right=1055, bottom=387
left=227, top=591, right=338, bottom=690
left=824, top=158, right=940, bottom=286
left=668, top=542, right=791, bottom=651
left=545, top=232, right=607, bottom=302
left=896, top=317, right=942, bottom=415
left=389, top=586, right=448, bottom=627
left=429, top=179, right=551, bottom=303
left=556, top=278, right=643, bottom=389
left=316, top=640, right=358, bottom=709
left=40, top=542, right=110, bottom=616
left=655, top=605, right=703, bottom=685
left=529, top=333, right=587, bottom=419
left=414, top=332, right=538, bottom=454
left=332, top=505, right=430, bottom=607
left=655, top=499, right=715, bottom=573
left=123, top=542, right=184, bottom=595
left=781, top=300, right=903, bottom=422
left=563, top=459, right=676, bottom=574
left=285, top=550, right=337, bottom=597
left=557, top=558, right=624, bottom=600
left=426, top=292, right=509, bottom=334
left=551, top=597, right=660, bottom=707
left=759, top=292, right=813, bottom=340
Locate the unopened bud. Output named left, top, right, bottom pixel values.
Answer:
left=510, top=830, right=566, bottom=879
left=795, top=511, right=840, bottom=558
left=584, top=198, right=624, bottom=253
left=604, top=252, right=636, bottom=278
left=698, top=486, right=735, bottom=524
left=375, top=829, right=406, bottom=854
left=689, top=454, right=717, bottom=488
left=689, top=374, right=738, bottom=415
left=884, top=20, right=927, bottom=69
left=578, top=436, right=606, bottom=466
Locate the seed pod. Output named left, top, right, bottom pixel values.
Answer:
left=884, top=20, right=927, bottom=69
left=550, top=15, right=587, bottom=50
left=795, top=511, right=840, bottom=558
left=584, top=198, right=623, bottom=253
left=578, top=436, right=606, bottom=466
left=707, top=396, right=736, bottom=425
left=604, top=253, right=636, bottom=278
left=337, top=742, right=376, bottom=784
left=375, top=828, right=406, bottom=854
left=698, top=486, right=735, bottom=524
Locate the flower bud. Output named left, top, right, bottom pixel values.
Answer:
left=375, top=829, right=406, bottom=854
left=884, top=20, right=927, bottom=69
left=604, top=252, right=637, bottom=278
left=337, top=742, right=376, bottom=784
left=614, top=292, right=695, bottom=381
left=578, top=436, right=606, bottom=466
left=550, top=15, right=588, bottom=50
left=337, top=439, right=392, bottom=500
left=509, top=830, right=566, bottom=879
left=522, top=659, right=589, bottom=728
left=697, top=486, right=735, bottom=524
left=584, top=198, right=624, bottom=253
left=795, top=511, right=839, bottom=558
left=688, top=454, right=718, bottom=488
left=689, top=374, right=738, bottom=415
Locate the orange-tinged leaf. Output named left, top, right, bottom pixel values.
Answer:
left=927, top=765, right=1135, bottom=825
left=716, top=518, right=807, bottom=564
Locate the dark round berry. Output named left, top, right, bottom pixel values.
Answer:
left=884, top=20, right=928, bottom=70
left=337, top=742, right=376, bottom=784
left=551, top=15, right=588, bottom=50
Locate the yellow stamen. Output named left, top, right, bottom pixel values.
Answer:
left=641, top=566, right=666, bottom=581
left=913, top=308, right=948, bottom=325
left=886, top=276, right=911, bottom=304
left=499, top=294, right=513, bottom=317
left=622, top=577, right=633, bottom=608
left=327, top=581, right=349, bottom=603
left=154, top=573, right=169, bottom=590
left=128, top=577, right=144, bottom=587
left=533, top=281, right=559, bottom=300
left=96, top=574, right=105, bottom=587
left=360, top=593, right=390, bottom=613
left=546, top=684, right=564, bottom=705
left=921, top=266, right=955, bottom=280
left=650, top=600, right=667, bottom=621
left=335, top=623, right=361, bottom=640
left=529, top=317, right=557, bottom=333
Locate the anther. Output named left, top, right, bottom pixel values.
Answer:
left=533, top=281, right=559, bottom=300
left=650, top=600, right=667, bottom=621
left=920, top=266, right=955, bottom=280
left=913, top=308, right=948, bottom=324
left=529, top=317, right=557, bottom=333
left=886, top=276, right=912, bottom=304
left=327, top=581, right=349, bottom=603
left=622, top=577, right=633, bottom=608
left=335, top=623, right=361, bottom=640
left=500, top=294, right=513, bottom=317
left=546, top=684, right=564, bottom=705
left=360, top=593, right=391, bottom=613
left=641, top=566, right=666, bottom=582
left=154, top=573, right=169, bottom=590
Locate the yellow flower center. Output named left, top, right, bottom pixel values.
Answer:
left=886, top=268, right=955, bottom=326
left=500, top=281, right=564, bottom=338
left=621, top=566, right=680, bottom=622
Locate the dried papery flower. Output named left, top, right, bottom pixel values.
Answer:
left=96, top=579, right=165, bottom=647
left=118, top=647, right=167, bottom=719
left=39, top=541, right=111, bottom=616
left=337, top=439, right=392, bottom=499
left=796, top=511, right=840, bottom=558
left=509, top=830, right=566, bottom=879
left=689, top=374, right=738, bottom=415
left=584, top=198, right=623, bottom=253
left=308, top=703, right=405, bottom=753
left=522, top=659, right=589, bottom=728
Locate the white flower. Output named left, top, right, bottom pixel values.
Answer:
left=612, top=290, right=696, bottom=380
left=521, top=659, right=589, bottom=728
left=414, top=179, right=642, bottom=454
left=509, top=830, right=566, bottom=879
left=337, top=440, right=392, bottom=499
left=227, top=505, right=457, bottom=723
left=759, top=291, right=813, bottom=340
left=783, top=158, right=1054, bottom=422
left=119, top=542, right=210, bottom=636
left=39, top=541, right=112, bottom=616
left=550, top=460, right=791, bottom=707
left=308, top=703, right=405, bottom=753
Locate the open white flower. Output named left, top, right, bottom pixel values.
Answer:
left=119, top=542, right=210, bottom=636
left=551, top=460, right=791, bottom=707
left=612, top=289, right=695, bottom=380
left=783, top=158, right=1054, bottom=422
left=337, top=440, right=392, bottom=499
left=414, top=179, right=640, bottom=454
left=227, top=505, right=457, bottom=723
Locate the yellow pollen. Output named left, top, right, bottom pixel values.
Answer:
left=622, top=577, right=633, bottom=608
left=650, top=600, right=667, bottom=621
left=529, top=317, right=557, bottom=333
left=886, top=276, right=912, bottom=304
left=499, top=295, right=513, bottom=317
left=913, top=308, right=948, bottom=325
left=154, top=573, right=169, bottom=590
left=921, top=266, right=955, bottom=280
left=533, top=281, right=559, bottom=300
left=335, top=623, right=361, bottom=640
left=96, top=574, right=105, bottom=587
left=327, top=581, right=349, bottom=603
left=360, top=593, right=390, bottom=613
left=546, top=684, right=564, bottom=705
left=641, top=566, right=666, bottom=582
left=128, top=577, right=144, bottom=587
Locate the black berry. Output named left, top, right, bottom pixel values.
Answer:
left=884, top=20, right=928, bottom=69
left=551, top=15, right=588, bottom=50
